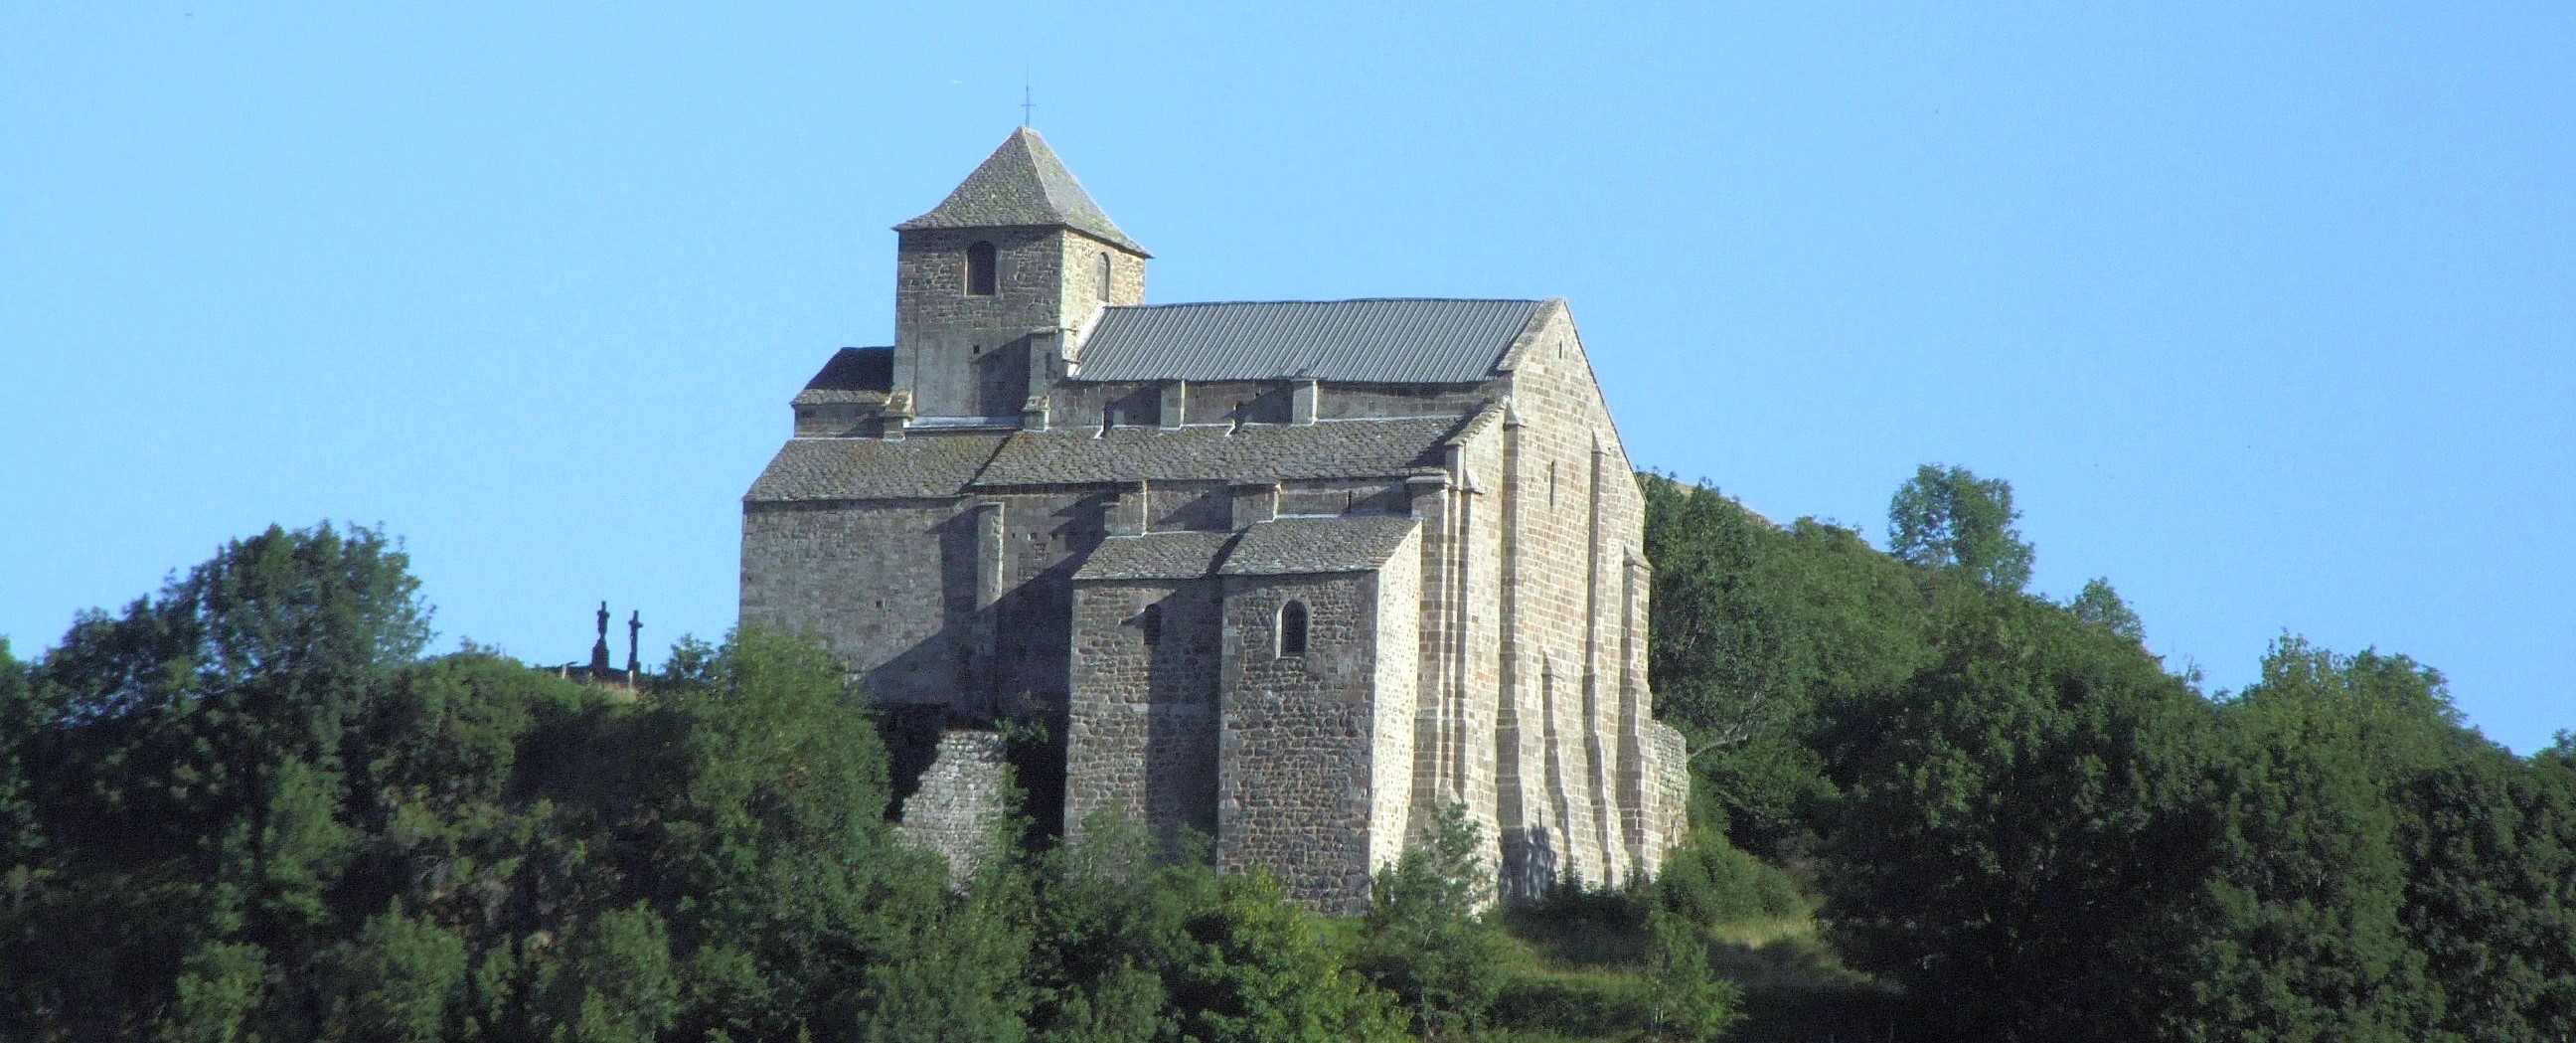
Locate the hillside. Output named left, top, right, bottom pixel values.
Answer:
left=3, top=463, right=2573, bottom=1041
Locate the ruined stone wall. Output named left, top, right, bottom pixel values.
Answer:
left=1216, top=571, right=1386, bottom=914
left=896, top=730, right=1012, bottom=887
left=1065, top=580, right=1223, bottom=852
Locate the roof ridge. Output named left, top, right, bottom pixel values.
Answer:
left=1106, top=296, right=1546, bottom=310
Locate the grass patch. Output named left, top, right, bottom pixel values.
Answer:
left=1485, top=893, right=1900, bottom=1042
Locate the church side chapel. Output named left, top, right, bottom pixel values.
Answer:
left=740, top=127, right=1688, bottom=912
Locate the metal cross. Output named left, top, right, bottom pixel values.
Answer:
left=1021, top=81, right=1036, bottom=127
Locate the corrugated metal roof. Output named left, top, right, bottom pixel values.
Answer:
left=894, top=128, right=1145, bottom=255
left=1071, top=298, right=1544, bottom=384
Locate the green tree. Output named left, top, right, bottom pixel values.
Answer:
left=2174, top=638, right=2472, bottom=1042
left=1039, top=961, right=1165, bottom=1043
left=1028, top=813, right=1398, bottom=1043
left=1886, top=463, right=2035, bottom=593
left=1644, top=904, right=1739, bottom=1042
left=650, top=627, right=938, bottom=1037
left=1641, top=475, right=1929, bottom=853
left=160, top=942, right=276, bottom=1043
left=1180, top=872, right=1401, bottom=1043
left=1824, top=597, right=2213, bottom=1040
left=535, top=904, right=680, bottom=1043
left=2069, top=577, right=2146, bottom=643
left=320, top=908, right=469, bottom=1043
left=216, top=757, right=358, bottom=947
left=857, top=893, right=1033, bottom=1043
left=36, top=522, right=427, bottom=865
left=0, top=640, right=40, bottom=870
left=2395, top=745, right=2576, bottom=1042
left=1358, top=802, right=1507, bottom=1038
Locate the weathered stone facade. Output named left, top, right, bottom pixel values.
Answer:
left=893, top=730, right=1012, bottom=887
left=741, top=128, right=1689, bottom=912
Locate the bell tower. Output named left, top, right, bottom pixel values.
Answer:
left=890, top=128, right=1149, bottom=421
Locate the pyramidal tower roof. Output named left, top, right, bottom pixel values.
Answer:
left=895, top=127, right=1146, bottom=255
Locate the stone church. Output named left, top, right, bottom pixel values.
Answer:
left=740, top=128, right=1688, bottom=912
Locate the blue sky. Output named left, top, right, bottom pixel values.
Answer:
left=4, top=3, right=2569, bottom=751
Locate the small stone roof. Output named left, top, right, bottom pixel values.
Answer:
left=1072, top=531, right=1237, bottom=582
left=1072, top=517, right=1421, bottom=583
left=791, top=347, right=893, bottom=408
left=970, top=416, right=1462, bottom=488
left=894, top=128, right=1146, bottom=255
left=1070, top=298, right=1546, bottom=384
left=1219, top=516, right=1420, bottom=577
left=744, top=435, right=1008, bottom=503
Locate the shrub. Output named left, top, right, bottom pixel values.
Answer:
left=1358, top=802, right=1507, bottom=1038
left=1655, top=832, right=1809, bottom=926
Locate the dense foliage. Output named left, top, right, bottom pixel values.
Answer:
left=1644, top=472, right=2576, bottom=1042
left=9, top=463, right=2569, bottom=1042
left=0, top=524, right=1414, bottom=1042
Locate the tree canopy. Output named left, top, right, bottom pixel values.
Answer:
left=1886, top=462, right=2036, bottom=593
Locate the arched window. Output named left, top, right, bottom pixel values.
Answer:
left=1096, top=252, right=1113, bottom=302
left=1276, top=600, right=1309, bottom=658
left=966, top=241, right=998, bottom=296
left=1140, top=603, right=1163, bottom=648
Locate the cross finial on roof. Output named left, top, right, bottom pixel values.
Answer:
left=1021, top=75, right=1035, bottom=127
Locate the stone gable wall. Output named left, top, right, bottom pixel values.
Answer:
left=1487, top=304, right=1672, bottom=890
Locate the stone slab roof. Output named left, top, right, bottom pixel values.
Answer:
left=894, top=128, right=1145, bottom=254
left=1073, top=517, right=1421, bottom=583
left=1070, top=298, right=1545, bottom=384
left=1072, top=531, right=1237, bottom=582
left=970, top=416, right=1462, bottom=488
left=1219, top=516, right=1421, bottom=577
left=744, top=435, right=1007, bottom=503
left=791, top=346, right=893, bottom=407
